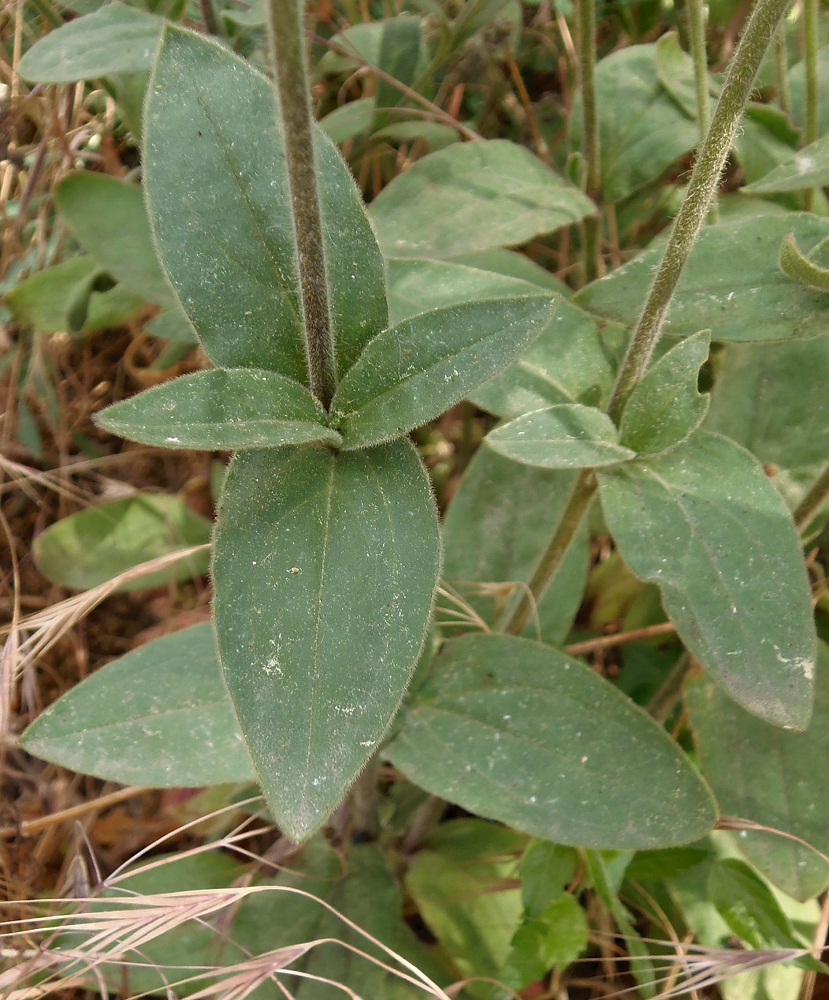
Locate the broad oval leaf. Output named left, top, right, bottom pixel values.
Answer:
left=213, top=440, right=441, bottom=841
left=144, top=26, right=387, bottom=381
left=34, top=494, right=211, bottom=591
left=96, top=369, right=341, bottom=450
left=619, top=331, right=711, bottom=455
left=598, top=431, right=816, bottom=729
left=387, top=633, right=717, bottom=849
left=574, top=214, right=829, bottom=342
left=686, top=642, right=829, bottom=901
left=331, top=295, right=556, bottom=450
left=368, top=140, right=595, bottom=259
left=17, top=3, right=164, bottom=83
left=486, top=404, right=635, bottom=469
left=20, top=624, right=254, bottom=787
left=742, top=133, right=829, bottom=193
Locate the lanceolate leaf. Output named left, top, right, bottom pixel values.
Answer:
left=144, top=26, right=387, bottom=381
left=486, top=404, right=636, bottom=469
left=598, top=431, right=816, bottom=729
left=96, top=369, right=341, bottom=450
left=20, top=625, right=255, bottom=787
left=213, top=441, right=441, bottom=841
left=619, top=331, right=711, bottom=455
left=331, top=295, right=556, bottom=449
left=387, top=634, right=717, bottom=849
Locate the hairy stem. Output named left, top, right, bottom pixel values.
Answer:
left=574, top=0, right=603, bottom=283
left=686, top=0, right=717, bottom=222
left=794, top=462, right=829, bottom=533
left=774, top=22, right=791, bottom=117
left=802, top=0, right=819, bottom=211
left=606, top=0, right=793, bottom=423
left=350, top=753, right=381, bottom=840
left=266, top=0, right=337, bottom=408
left=198, top=0, right=220, bottom=35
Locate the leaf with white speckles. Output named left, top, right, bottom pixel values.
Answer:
left=213, top=440, right=441, bottom=841
left=598, top=430, right=816, bottom=730
left=144, top=26, right=387, bottom=381
left=20, top=625, right=254, bottom=786
left=387, top=634, right=717, bottom=849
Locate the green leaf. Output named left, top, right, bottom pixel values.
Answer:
left=788, top=46, right=829, bottom=139
left=486, top=404, right=636, bottom=469
left=34, top=493, right=211, bottom=591
left=571, top=43, right=699, bottom=201
left=331, top=295, right=555, bottom=449
left=575, top=214, right=829, bottom=341
left=619, top=331, right=711, bottom=454
left=655, top=31, right=716, bottom=120
left=96, top=369, right=341, bottom=450
left=441, top=446, right=588, bottom=645
left=708, top=858, right=803, bottom=951
left=743, top=133, right=829, bottom=194
left=21, top=624, right=255, bottom=787
left=55, top=172, right=172, bottom=304
left=387, top=633, right=717, bottom=849
left=686, top=643, right=829, bottom=901
left=369, top=140, right=595, bottom=259
left=144, top=26, right=387, bottom=381
left=598, top=431, right=816, bottom=729
left=503, top=894, right=588, bottom=989
left=519, top=841, right=578, bottom=917
left=213, top=441, right=440, bottom=841
left=5, top=255, right=145, bottom=335
left=17, top=3, right=164, bottom=82
left=374, top=15, right=422, bottom=129
left=319, top=97, right=375, bottom=143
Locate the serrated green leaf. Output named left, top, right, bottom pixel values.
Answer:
left=369, top=140, right=595, bottom=259
left=441, top=446, right=588, bottom=645
left=213, top=441, right=440, bottom=841
left=686, top=643, right=829, bottom=901
left=519, top=842, right=578, bottom=917
left=486, top=404, right=635, bottom=469
left=743, top=133, right=829, bottom=193
left=34, top=494, right=211, bottom=591
left=17, top=3, right=163, bottom=83
left=575, top=214, right=829, bottom=341
left=96, top=369, right=341, bottom=450
left=503, top=894, right=588, bottom=989
left=331, top=295, right=555, bottom=449
left=598, top=431, right=816, bottom=729
left=144, top=26, right=387, bottom=381
left=56, top=172, right=172, bottom=304
left=21, top=624, right=254, bottom=787
left=387, top=634, right=717, bottom=849
left=619, top=331, right=711, bottom=454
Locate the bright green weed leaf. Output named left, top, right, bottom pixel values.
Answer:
left=56, top=172, right=172, bottom=304
left=144, top=26, right=387, bottom=380
left=743, top=133, right=829, bottom=193
left=213, top=441, right=440, bottom=841
left=571, top=44, right=699, bottom=202
left=486, top=404, right=635, bottom=469
left=708, top=858, right=803, bottom=951
left=5, top=255, right=145, bottom=335
left=503, top=894, right=588, bottom=989
left=332, top=295, right=555, bottom=449
left=686, top=644, right=829, bottom=901
left=519, top=842, right=578, bottom=917
left=387, top=634, right=717, bottom=849
left=369, top=140, right=595, bottom=259
left=34, top=494, right=210, bottom=591
left=598, top=431, right=816, bottom=729
left=575, top=214, right=829, bottom=341
left=96, top=369, right=340, bottom=450
left=21, top=624, right=254, bottom=787
left=441, top=446, right=588, bottom=645
left=17, top=3, right=163, bottom=82
left=619, top=331, right=711, bottom=454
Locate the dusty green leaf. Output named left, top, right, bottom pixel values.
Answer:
left=575, top=214, right=829, bottom=341
left=619, top=331, right=711, bottom=454
left=20, top=624, right=254, bottom=787
left=598, top=431, right=816, bottom=729
left=17, top=3, right=163, bottom=82
left=441, top=445, right=588, bottom=645
left=369, top=140, right=595, bottom=259
left=486, top=404, right=635, bottom=469
left=331, top=295, right=555, bottom=449
left=34, top=493, right=211, bottom=591
left=213, top=441, right=440, bottom=841
left=743, top=133, right=829, bottom=193
left=654, top=31, right=716, bottom=120
left=96, top=369, right=341, bottom=450
left=387, top=634, right=717, bottom=849
left=686, top=643, right=829, bottom=901
left=144, top=26, right=387, bottom=381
